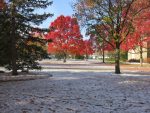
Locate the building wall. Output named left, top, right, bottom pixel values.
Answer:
left=128, top=42, right=150, bottom=63
left=147, top=41, right=150, bottom=63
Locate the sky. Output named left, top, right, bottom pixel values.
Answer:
left=40, top=0, right=87, bottom=39
left=41, top=0, right=74, bottom=28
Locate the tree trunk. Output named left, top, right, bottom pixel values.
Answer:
left=11, top=2, right=18, bottom=75
left=102, top=39, right=105, bottom=63
left=102, top=49, right=105, bottom=63
left=63, top=53, right=67, bottom=63
left=115, top=44, right=121, bottom=74
left=140, top=46, right=143, bottom=67
left=85, top=54, right=88, bottom=61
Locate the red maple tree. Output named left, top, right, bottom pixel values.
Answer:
left=82, top=39, right=94, bottom=59
left=46, top=15, right=84, bottom=62
left=121, top=4, right=150, bottom=65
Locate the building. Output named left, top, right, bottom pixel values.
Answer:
left=128, top=41, right=150, bottom=63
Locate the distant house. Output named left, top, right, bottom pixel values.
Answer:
left=128, top=41, right=150, bottom=63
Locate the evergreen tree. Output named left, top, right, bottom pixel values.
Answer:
left=0, top=0, right=53, bottom=75
left=0, top=1, right=11, bottom=67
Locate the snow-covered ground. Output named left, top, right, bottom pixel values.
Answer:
left=0, top=60, right=150, bottom=113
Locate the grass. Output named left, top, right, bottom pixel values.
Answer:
left=103, top=59, right=150, bottom=68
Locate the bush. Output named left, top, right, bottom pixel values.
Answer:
left=121, top=51, right=128, bottom=61
left=55, top=53, right=64, bottom=60
left=75, top=55, right=85, bottom=60
left=128, top=59, right=140, bottom=63
left=106, top=51, right=128, bottom=62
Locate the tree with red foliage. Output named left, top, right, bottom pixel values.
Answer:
left=82, top=39, right=94, bottom=60
left=87, top=25, right=115, bottom=63
left=121, top=8, right=150, bottom=66
left=46, top=15, right=83, bottom=62
left=74, top=0, right=150, bottom=74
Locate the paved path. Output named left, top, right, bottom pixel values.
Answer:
left=0, top=60, right=150, bottom=113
